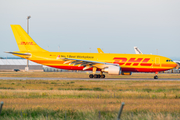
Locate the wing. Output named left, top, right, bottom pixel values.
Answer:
left=58, top=57, right=118, bottom=70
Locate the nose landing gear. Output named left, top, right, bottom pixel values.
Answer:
left=154, top=75, right=158, bottom=79
left=154, top=72, right=158, bottom=79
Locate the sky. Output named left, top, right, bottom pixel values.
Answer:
left=0, top=0, right=180, bottom=60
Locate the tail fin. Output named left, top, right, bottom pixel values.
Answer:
left=11, top=25, right=47, bottom=52
left=134, top=46, right=143, bottom=54
left=97, top=48, right=104, bottom=53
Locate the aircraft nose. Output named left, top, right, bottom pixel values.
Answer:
left=173, top=62, right=178, bottom=68
left=174, top=62, right=179, bottom=69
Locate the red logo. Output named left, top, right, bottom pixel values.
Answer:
left=19, top=42, right=36, bottom=45
left=113, top=57, right=152, bottom=66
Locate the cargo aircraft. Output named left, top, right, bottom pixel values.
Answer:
left=6, top=25, right=177, bottom=79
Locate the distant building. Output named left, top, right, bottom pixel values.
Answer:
left=0, top=57, right=42, bottom=71
left=43, top=66, right=63, bottom=72
left=0, top=57, right=73, bottom=72
left=43, top=65, right=80, bottom=72
left=0, top=57, right=87, bottom=73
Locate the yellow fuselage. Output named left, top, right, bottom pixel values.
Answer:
left=18, top=52, right=177, bottom=72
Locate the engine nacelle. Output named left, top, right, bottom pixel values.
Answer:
left=102, top=66, right=121, bottom=75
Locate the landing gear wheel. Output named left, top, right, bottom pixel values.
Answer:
left=93, top=74, right=99, bottom=78
left=100, top=74, right=105, bottom=78
left=97, top=75, right=101, bottom=78
left=89, top=74, right=94, bottom=78
left=154, top=75, right=158, bottom=79
left=89, top=74, right=105, bottom=78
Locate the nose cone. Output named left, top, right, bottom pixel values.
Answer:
left=172, top=62, right=178, bottom=68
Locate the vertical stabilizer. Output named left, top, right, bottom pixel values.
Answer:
left=11, top=25, right=47, bottom=52
left=97, top=48, right=104, bottom=53
left=134, top=46, right=143, bottom=54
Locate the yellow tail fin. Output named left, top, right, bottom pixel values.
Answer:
left=11, top=25, right=47, bottom=52
left=97, top=48, right=104, bottom=53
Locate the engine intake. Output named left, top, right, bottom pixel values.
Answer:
left=102, top=66, right=121, bottom=75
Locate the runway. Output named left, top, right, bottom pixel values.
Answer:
left=0, top=77, right=180, bottom=81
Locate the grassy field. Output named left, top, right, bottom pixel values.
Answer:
left=0, top=72, right=180, bottom=119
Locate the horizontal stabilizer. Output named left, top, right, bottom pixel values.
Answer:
left=5, top=51, right=31, bottom=56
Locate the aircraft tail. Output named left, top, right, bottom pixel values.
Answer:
left=97, top=48, right=104, bottom=53
left=11, top=25, right=47, bottom=52
left=134, top=46, right=143, bottom=54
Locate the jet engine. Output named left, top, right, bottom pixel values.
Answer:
left=102, top=66, right=121, bottom=75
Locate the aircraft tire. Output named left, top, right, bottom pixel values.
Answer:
left=100, top=74, right=105, bottom=78
left=93, top=74, right=99, bottom=78
left=89, top=74, right=94, bottom=78
left=154, top=75, right=158, bottom=79
left=98, top=75, right=101, bottom=78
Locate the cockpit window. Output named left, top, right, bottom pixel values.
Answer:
left=166, top=59, right=173, bottom=62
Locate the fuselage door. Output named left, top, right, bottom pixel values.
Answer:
left=155, top=57, right=160, bottom=67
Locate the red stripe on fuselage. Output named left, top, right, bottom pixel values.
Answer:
left=47, top=65, right=168, bottom=72
left=49, top=65, right=101, bottom=71
left=121, top=68, right=169, bottom=72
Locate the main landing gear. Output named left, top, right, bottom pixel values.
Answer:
left=89, top=74, right=105, bottom=78
left=89, top=67, right=105, bottom=78
left=154, top=72, right=158, bottom=79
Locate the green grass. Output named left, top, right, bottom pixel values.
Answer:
left=1, top=109, right=180, bottom=120
left=1, top=78, right=180, bottom=119
left=0, top=87, right=15, bottom=90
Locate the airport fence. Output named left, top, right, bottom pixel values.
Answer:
left=0, top=101, right=125, bottom=120
left=0, top=102, right=3, bottom=115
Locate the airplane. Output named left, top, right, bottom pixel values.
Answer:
left=134, top=46, right=143, bottom=54
left=6, top=25, right=177, bottom=79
